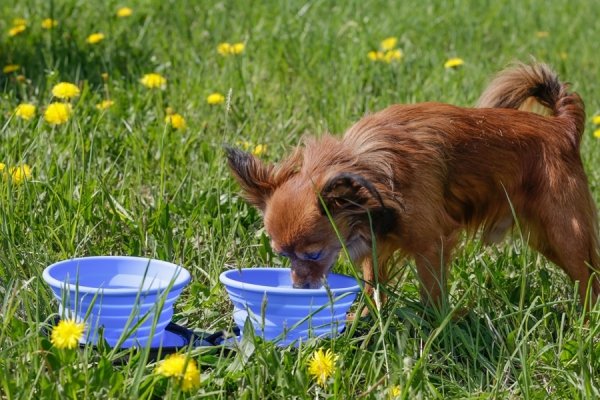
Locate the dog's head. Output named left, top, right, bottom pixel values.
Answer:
left=225, top=146, right=395, bottom=289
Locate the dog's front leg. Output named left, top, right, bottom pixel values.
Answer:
left=413, top=234, right=458, bottom=308
left=415, top=253, right=446, bottom=308
left=348, top=253, right=390, bottom=319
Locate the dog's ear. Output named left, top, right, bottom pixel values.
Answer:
left=319, top=173, right=386, bottom=214
left=225, top=146, right=275, bottom=211
left=319, top=172, right=397, bottom=234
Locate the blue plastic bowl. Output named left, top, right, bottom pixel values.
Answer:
left=43, top=256, right=191, bottom=348
left=219, top=268, right=361, bottom=346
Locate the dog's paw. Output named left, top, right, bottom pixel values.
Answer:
left=346, top=307, right=371, bottom=322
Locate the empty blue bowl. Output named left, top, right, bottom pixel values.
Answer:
left=219, top=268, right=361, bottom=346
left=43, top=256, right=191, bottom=348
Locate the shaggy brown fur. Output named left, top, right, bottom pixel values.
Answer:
left=226, top=63, right=600, bottom=307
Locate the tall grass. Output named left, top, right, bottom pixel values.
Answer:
left=0, top=0, right=599, bottom=398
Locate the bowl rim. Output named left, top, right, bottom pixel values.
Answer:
left=42, top=256, right=191, bottom=295
left=219, top=267, right=361, bottom=295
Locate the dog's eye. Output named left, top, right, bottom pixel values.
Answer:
left=304, top=251, right=323, bottom=261
left=277, top=251, right=292, bottom=259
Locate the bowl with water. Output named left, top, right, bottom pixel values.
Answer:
left=219, top=267, right=360, bottom=346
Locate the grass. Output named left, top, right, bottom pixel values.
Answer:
left=1, top=0, right=600, bottom=398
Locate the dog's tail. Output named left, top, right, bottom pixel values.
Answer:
left=477, top=62, right=585, bottom=146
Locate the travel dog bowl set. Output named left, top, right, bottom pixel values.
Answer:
left=43, top=256, right=360, bottom=350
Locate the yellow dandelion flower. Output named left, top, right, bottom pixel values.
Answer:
left=8, top=24, right=26, bottom=37
left=0, top=163, right=5, bottom=173
left=536, top=31, right=550, bottom=38
left=594, top=129, right=600, bottom=138
left=44, top=103, right=72, bottom=125
left=165, top=113, right=187, bottom=130
left=16, top=75, right=27, bottom=83
left=14, top=103, right=36, bottom=120
left=3, top=64, right=20, bottom=74
left=368, top=51, right=384, bottom=61
left=86, top=33, right=105, bottom=44
left=444, top=57, right=465, bottom=69
left=207, top=93, right=225, bottom=105
left=101, top=72, right=109, bottom=81
left=140, top=73, right=167, bottom=89
left=155, top=354, right=201, bottom=391
left=217, top=42, right=244, bottom=56
left=232, top=43, right=245, bottom=54
left=41, top=18, right=58, bottom=29
left=50, top=319, right=84, bottom=349
left=380, top=37, right=398, bottom=51
left=156, top=354, right=186, bottom=377
left=96, top=100, right=114, bottom=110
left=389, top=385, right=401, bottom=398
left=592, top=115, right=600, bottom=125
left=116, top=7, right=133, bottom=18
left=307, top=348, right=337, bottom=387
left=252, top=144, right=266, bottom=156
left=217, top=42, right=232, bottom=56
left=51, top=82, right=80, bottom=99
left=383, top=49, right=403, bottom=63
left=9, top=164, right=32, bottom=184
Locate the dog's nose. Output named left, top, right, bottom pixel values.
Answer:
left=293, top=282, right=311, bottom=289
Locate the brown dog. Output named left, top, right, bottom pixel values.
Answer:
left=226, top=63, right=600, bottom=308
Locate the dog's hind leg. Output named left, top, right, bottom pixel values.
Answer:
left=527, top=184, right=600, bottom=305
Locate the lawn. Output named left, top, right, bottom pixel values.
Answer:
left=1, top=0, right=599, bottom=398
